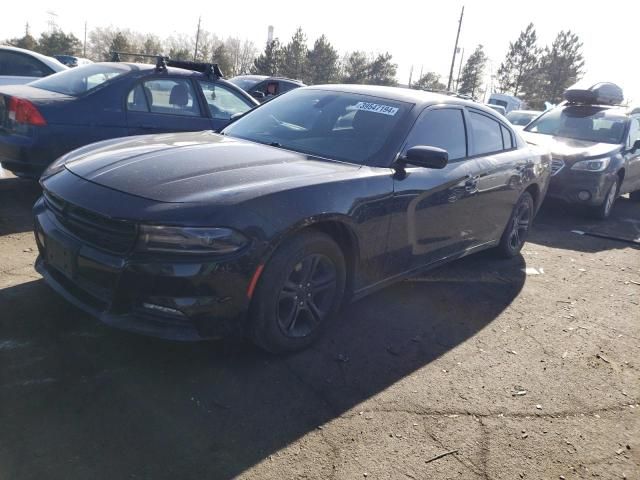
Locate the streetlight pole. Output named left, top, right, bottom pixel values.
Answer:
left=446, top=6, right=464, bottom=91
left=193, top=16, right=201, bottom=62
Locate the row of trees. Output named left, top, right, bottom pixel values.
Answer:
left=252, top=27, right=397, bottom=86
left=5, top=27, right=259, bottom=78
left=4, top=26, right=399, bottom=86
left=5, top=24, right=586, bottom=103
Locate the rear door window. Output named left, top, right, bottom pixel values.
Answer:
left=0, top=50, right=53, bottom=77
left=126, top=84, right=149, bottom=112
left=142, top=78, right=201, bottom=116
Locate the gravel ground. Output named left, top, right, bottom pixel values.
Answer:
left=0, top=171, right=638, bottom=480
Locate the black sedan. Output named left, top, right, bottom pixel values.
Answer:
left=33, top=85, right=551, bottom=352
left=0, top=60, right=258, bottom=178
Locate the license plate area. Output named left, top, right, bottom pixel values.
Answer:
left=46, top=235, right=77, bottom=279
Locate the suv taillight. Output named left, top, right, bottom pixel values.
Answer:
left=7, top=97, right=47, bottom=126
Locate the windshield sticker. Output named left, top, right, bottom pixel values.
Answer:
left=353, top=102, right=399, bottom=116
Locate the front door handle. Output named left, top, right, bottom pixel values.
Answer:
left=465, top=175, right=480, bottom=193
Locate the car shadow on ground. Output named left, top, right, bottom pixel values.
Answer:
left=0, top=252, right=525, bottom=479
left=529, top=197, right=640, bottom=253
left=0, top=178, right=41, bottom=235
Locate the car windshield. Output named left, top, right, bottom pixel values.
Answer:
left=30, top=64, right=128, bottom=96
left=222, top=89, right=410, bottom=165
left=507, top=111, right=538, bottom=126
left=229, top=76, right=265, bottom=91
left=525, top=106, right=628, bottom=144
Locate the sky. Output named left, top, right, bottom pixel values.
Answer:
left=3, top=0, right=639, bottom=104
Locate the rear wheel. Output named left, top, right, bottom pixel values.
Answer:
left=248, top=231, right=346, bottom=354
left=496, top=191, right=534, bottom=258
left=591, top=178, right=619, bottom=220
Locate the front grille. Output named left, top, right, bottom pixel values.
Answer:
left=44, top=190, right=137, bottom=254
left=551, top=158, right=565, bottom=176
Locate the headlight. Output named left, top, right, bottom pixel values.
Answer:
left=571, top=157, right=611, bottom=172
left=136, top=226, right=248, bottom=254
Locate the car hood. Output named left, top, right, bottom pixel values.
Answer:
left=521, top=131, right=621, bottom=160
left=63, top=131, right=361, bottom=204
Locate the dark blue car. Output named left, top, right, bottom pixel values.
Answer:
left=0, top=60, right=259, bottom=178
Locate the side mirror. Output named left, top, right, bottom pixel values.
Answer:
left=400, top=146, right=449, bottom=169
left=251, top=91, right=265, bottom=100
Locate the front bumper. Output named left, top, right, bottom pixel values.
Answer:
left=546, top=164, right=617, bottom=206
left=33, top=197, right=253, bottom=341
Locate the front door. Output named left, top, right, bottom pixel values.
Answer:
left=387, top=106, right=479, bottom=276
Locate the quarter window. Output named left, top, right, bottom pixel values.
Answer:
left=501, top=124, right=513, bottom=149
left=141, top=79, right=201, bottom=116
left=469, top=111, right=504, bottom=155
left=198, top=81, right=254, bottom=119
left=404, top=109, right=467, bottom=160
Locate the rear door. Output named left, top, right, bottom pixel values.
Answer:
left=125, top=77, right=212, bottom=135
left=464, top=108, right=528, bottom=242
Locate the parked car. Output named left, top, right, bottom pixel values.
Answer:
left=33, top=84, right=551, bottom=352
left=522, top=82, right=640, bottom=219
left=53, top=55, right=93, bottom=68
left=0, top=59, right=259, bottom=178
left=0, top=45, right=67, bottom=86
left=488, top=93, right=525, bottom=113
left=229, top=74, right=305, bottom=102
left=506, top=110, right=543, bottom=130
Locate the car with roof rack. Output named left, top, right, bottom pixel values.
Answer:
left=522, top=82, right=640, bottom=219
left=229, top=74, right=305, bottom=102
left=0, top=53, right=259, bottom=178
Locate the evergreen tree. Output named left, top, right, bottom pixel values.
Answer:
left=212, top=43, right=233, bottom=77
left=496, top=23, right=540, bottom=96
left=342, top=51, right=369, bottom=84
left=540, top=30, right=585, bottom=105
left=459, top=44, right=487, bottom=99
left=412, top=72, right=446, bottom=91
left=280, top=27, right=308, bottom=80
left=6, top=33, right=38, bottom=51
left=367, top=52, right=397, bottom=86
left=306, top=35, right=339, bottom=84
left=108, top=32, right=131, bottom=60
left=252, top=39, right=282, bottom=76
left=37, top=31, right=82, bottom=56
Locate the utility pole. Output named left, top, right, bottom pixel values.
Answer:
left=446, top=5, right=464, bottom=91
left=83, top=21, right=87, bottom=57
left=408, top=65, right=413, bottom=88
left=193, top=16, right=201, bottom=62
left=455, top=47, right=465, bottom=92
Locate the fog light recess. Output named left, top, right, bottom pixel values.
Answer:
left=577, top=191, right=591, bottom=201
left=141, top=303, right=185, bottom=317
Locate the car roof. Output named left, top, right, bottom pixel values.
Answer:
left=265, top=76, right=305, bottom=85
left=96, top=62, right=237, bottom=80
left=509, top=110, right=542, bottom=115
left=306, top=84, right=500, bottom=115
left=0, top=45, right=68, bottom=72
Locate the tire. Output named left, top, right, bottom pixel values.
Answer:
left=629, top=190, right=640, bottom=202
left=496, top=191, right=534, bottom=259
left=248, top=231, right=346, bottom=354
left=591, top=178, right=619, bottom=220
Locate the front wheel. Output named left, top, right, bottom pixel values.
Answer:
left=591, top=178, right=619, bottom=220
left=496, top=191, right=534, bottom=259
left=248, top=231, right=346, bottom=354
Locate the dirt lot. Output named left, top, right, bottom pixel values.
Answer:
left=0, top=169, right=638, bottom=480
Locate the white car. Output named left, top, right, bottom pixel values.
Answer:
left=0, top=45, right=67, bottom=86
left=506, top=110, right=543, bottom=130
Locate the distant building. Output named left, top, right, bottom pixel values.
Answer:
left=267, top=26, right=274, bottom=43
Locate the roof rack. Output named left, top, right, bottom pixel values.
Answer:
left=110, top=52, right=224, bottom=79
left=418, top=88, right=474, bottom=101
